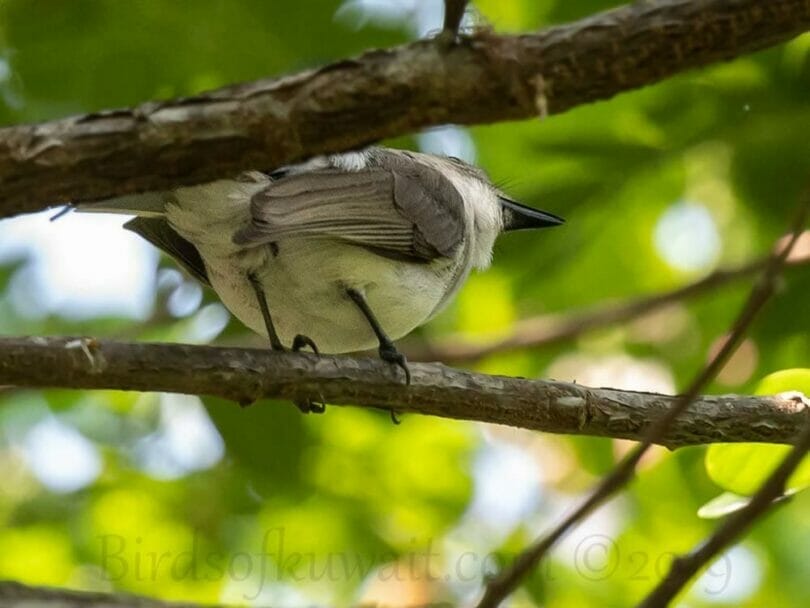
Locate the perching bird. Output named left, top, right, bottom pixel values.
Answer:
left=81, top=147, right=563, bottom=409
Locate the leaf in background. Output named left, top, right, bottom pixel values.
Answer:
left=698, top=490, right=797, bottom=519
left=698, top=491, right=753, bottom=519
left=755, top=368, right=810, bottom=396
left=203, top=397, right=307, bottom=494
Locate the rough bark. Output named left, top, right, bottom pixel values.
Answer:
left=0, top=336, right=806, bottom=449
left=1, top=0, right=809, bottom=218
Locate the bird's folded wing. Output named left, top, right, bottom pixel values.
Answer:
left=232, top=166, right=464, bottom=263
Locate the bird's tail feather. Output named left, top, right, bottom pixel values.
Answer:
left=76, top=192, right=166, bottom=217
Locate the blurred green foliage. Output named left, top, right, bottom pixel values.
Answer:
left=0, top=1, right=809, bottom=606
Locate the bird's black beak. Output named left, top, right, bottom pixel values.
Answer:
left=499, top=196, right=565, bottom=231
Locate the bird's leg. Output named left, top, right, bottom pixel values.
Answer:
left=248, top=272, right=324, bottom=414
left=345, top=287, right=411, bottom=385
left=248, top=272, right=284, bottom=351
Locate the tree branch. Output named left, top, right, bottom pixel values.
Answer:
left=1, top=0, right=809, bottom=218
left=0, top=581, right=204, bottom=608
left=0, top=336, right=807, bottom=448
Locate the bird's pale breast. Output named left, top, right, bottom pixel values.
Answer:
left=203, top=236, right=460, bottom=353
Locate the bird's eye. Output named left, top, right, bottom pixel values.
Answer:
left=267, top=168, right=289, bottom=181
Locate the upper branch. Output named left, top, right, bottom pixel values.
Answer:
left=1, top=0, right=809, bottom=218
left=0, top=336, right=806, bottom=449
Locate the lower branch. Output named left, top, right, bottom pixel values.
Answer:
left=0, top=581, right=202, bottom=608
left=0, top=336, right=806, bottom=448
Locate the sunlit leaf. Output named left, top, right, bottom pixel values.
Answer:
left=697, top=491, right=752, bottom=519
left=698, top=490, right=797, bottom=519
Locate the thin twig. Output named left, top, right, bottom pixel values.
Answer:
left=408, top=254, right=809, bottom=363
left=475, top=197, right=810, bottom=608
left=637, top=419, right=810, bottom=606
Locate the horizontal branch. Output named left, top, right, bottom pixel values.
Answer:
left=0, top=581, right=201, bottom=608
left=1, top=0, right=809, bottom=218
left=0, top=336, right=806, bottom=448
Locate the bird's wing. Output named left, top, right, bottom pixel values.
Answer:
left=124, top=217, right=211, bottom=286
left=233, top=162, right=465, bottom=263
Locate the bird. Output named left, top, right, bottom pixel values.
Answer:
left=80, top=147, right=563, bottom=410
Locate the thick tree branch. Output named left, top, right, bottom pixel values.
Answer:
left=1, top=0, right=809, bottom=218
left=0, top=336, right=807, bottom=448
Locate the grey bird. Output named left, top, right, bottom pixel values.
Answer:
left=81, top=147, right=563, bottom=409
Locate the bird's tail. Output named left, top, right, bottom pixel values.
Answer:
left=75, top=192, right=167, bottom=217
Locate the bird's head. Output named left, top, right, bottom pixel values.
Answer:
left=439, top=155, right=565, bottom=233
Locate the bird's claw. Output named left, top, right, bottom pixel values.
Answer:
left=292, top=334, right=319, bottom=354
left=289, top=335, right=325, bottom=414
left=294, top=399, right=326, bottom=414
left=379, top=343, right=411, bottom=385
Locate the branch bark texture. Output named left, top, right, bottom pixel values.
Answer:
left=0, top=336, right=806, bottom=448
left=1, top=0, right=809, bottom=218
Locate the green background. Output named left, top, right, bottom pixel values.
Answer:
left=0, top=1, right=809, bottom=606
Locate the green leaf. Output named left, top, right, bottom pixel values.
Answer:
left=698, top=490, right=797, bottom=519
left=697, top=491, right=752, bottom=519
left=756, top=368, right=810, bottom=396
left=704, top=369, right=810, bottom=496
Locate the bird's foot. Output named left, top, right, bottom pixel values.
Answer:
left=379, top=341, right=411, bottom=385
left=292, top=335, right=325, bottom=413
left=370, top=404, right=401, bottom=424
left=290, top=335, right=325, bottom=413
left=294, top=399, right=326, bottom=415
left=291, top=334, right=319, bottom=354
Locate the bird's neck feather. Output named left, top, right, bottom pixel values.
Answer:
left=443, top=170, right=502, bottom=270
